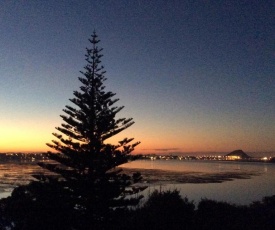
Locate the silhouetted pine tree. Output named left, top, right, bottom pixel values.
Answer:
left=44, top=31, right=145, bottom=224
left=3, top=32, right=145, bottom=230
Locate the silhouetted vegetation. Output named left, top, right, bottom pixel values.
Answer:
left=1, top=188, right=275, bottom=229
left=123, top=190, right=275, bottom=230
left=127, top=190, right=195, bottom=230
left=0, top=32, right=145, bottom=229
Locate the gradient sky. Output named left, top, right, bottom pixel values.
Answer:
left=0, top=0, right=274, bottom=155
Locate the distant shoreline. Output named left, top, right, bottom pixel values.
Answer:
left=0, top=152, right=275, bottom=164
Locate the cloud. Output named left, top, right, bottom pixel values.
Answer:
left=142, top=148, right=180, bottom=152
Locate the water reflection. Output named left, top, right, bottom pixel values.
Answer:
left=121, top=160, right=272, bottom=174
left=0, top=162, right=50, bottom=198
left=122, top=160, right=275, bottom=205
left=1, top=160, right=275, bottom=205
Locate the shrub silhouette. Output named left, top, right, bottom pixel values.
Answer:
left=129, top=190, right=195, bottom=230
left=196, top=197, right=275, bottom=230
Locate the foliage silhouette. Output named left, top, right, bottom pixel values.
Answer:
left=128, top=190, right=195, bottom=230
left=1, top=187, right=275, bottom=229
left=1, top=32, right=145, bottom=230
left=195, top=197, right=275, bottom=230
left=121, top=191, right=275, bottom=230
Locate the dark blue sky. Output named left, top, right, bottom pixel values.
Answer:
left=0, top=0, right=274, bottom=154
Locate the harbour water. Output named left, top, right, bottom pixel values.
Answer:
left=122, top=159, right=275, bottom=205
left=1, top=159, right=275, bottom=205
left=0, top=162, right=47, bottom=199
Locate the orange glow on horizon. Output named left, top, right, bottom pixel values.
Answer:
left=1, top=119, right=274, bottom=154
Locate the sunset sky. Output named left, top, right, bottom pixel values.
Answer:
left=0, top=1, right=274, bottom=155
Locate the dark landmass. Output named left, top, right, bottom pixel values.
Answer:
left=1, top=188, right=275, bottom=230
left=0, top=152, right=274, bottom=163
left=0, top=153, right=274, bottom=229
left=225, top=149, right=251, bottom=158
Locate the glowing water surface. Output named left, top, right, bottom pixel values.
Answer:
left=1, top=160, right=275, bottom=205
left=121, top=160, right=275, bottom=205
left=0, top=162, right=49, bottom=199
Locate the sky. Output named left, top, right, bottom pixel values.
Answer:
left=0, top=0, right=274, bottom=155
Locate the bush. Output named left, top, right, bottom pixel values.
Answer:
left=129, top=190, right=195, bottom=230
left=196, top=199, right=246, bottom=230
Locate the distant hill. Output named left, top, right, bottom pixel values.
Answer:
left=225, top=150, right=251, bottom=159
